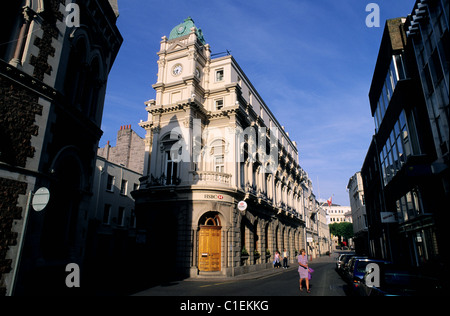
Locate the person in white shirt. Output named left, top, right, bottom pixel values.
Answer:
left=283, top=248, right=289, bottom=269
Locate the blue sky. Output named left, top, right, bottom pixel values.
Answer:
left=100, top=0, right=415, bottom=206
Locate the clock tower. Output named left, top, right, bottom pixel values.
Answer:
left=153, top=17, right=210, bottom=106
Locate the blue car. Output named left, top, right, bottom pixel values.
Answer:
left=358, top=264, right=446, bottom=296
left=345, top=258, right=390, bottom=294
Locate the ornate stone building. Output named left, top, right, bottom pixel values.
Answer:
left=0, top=0, right=122, bottom=295
left=132, top=17, right=317, bottom=280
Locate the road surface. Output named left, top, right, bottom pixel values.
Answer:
left=134, top=254, right=347, bottom=296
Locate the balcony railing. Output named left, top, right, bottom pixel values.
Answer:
left=189, top=171, right=232, bottom=186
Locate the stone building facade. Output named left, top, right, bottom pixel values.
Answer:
left=0, top=0, right=122, bottom=295
left=132, top=18, right=317, bottom=281
left=347, top=172, right=368, bottom=255
left=98, top=125, right=145, bottom=174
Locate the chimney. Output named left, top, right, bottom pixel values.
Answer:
left=106, top=141, right=110, bottom=159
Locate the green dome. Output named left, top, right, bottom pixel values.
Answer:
left=169, top=17, right=206, bottom=44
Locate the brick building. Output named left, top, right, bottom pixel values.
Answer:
left=0, top=0, right=122, bottom=295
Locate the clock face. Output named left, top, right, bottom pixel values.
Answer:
left=172, top=64, right=183, bottom=76
left=195, top=68, right=201, bottom=79
left=177, top=26, right=185, bottom=34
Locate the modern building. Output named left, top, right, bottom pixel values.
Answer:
left=132, top=17, right=316, bottom=281
left=0, top=0, right=122, bottom=295
left=406, top=0, right=449, bottom=180
left=361, top=0, right=448, bottom=276
left=347, top=172, right=368, bottom=255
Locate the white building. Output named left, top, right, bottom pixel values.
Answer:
left=324, top=203, right=352, bottom=249
left=91, top=156, right=140, bottom=229
left=348, top=172, right=368, bottom=255
left=132, top=17, right=318, bottom=280
left=348, top=172, right=367, bottom=234
left=325, top=204, right=352, bottom=224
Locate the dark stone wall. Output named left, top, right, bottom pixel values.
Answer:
left=0, top=77, right=42, bottom=167
left=1, top=0, right=122, bottom=295
left=0, top=73, right=42, bottom=295
left=30, top=0, right=65, bottom=81
left=0, top=178, right=27, bottom=296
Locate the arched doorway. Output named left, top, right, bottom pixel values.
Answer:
left=198, top=212, right=221, bottom=272
left=41, top=151, right=83, bottom=260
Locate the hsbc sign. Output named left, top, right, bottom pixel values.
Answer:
left=192, top=192, right=231, bottom=202
left=204, top=194, right=224, bottom=200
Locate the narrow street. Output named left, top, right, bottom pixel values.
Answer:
left=134, top=253, right=347, bottom=297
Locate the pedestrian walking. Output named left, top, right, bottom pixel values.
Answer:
left=273, top=251, right=281, bottom=268
left=298, top=249, right=310, bottom=293
left=282, top=248, right=289, bottom=269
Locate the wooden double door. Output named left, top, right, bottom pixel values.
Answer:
left=198, top=226, right=221, bottom=272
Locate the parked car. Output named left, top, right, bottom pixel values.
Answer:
left=341, top=256, right=366, bottom=280
left=344, top=258, right=389, bottom=294
left=358, top=263, right=445, bottom=296
left=336, top=253, right=355, bottom=275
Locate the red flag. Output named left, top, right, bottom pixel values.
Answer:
left=327, top=196, right=332, bottom=206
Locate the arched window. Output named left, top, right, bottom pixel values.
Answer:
left=253, top=220, right=259, bottom=254
left=0, top=1, right=22, bottom=61
left=240, top=142, right=249, bottom=187
left=160, top=133, right=182, bottom=185
left=82, top=57, right=102, bottom=121
left=64, top=38, right=87, bottom=107
left=41, top=149, right=84, bottom=260
left=210, top=139, right=225, bottom=173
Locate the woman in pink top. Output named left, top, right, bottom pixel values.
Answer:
left=298, top=249, right=310, bottom=293
left=273, top=251, right=281, bottom=268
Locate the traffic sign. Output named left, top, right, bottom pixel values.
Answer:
left=237, top=201, right=247, bottom=212
left=32, top=187, right=50, bottom=212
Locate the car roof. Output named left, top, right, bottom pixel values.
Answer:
left=349, top=256, right=367, bottom=260
left=354, top=258, right=389, bottom=263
